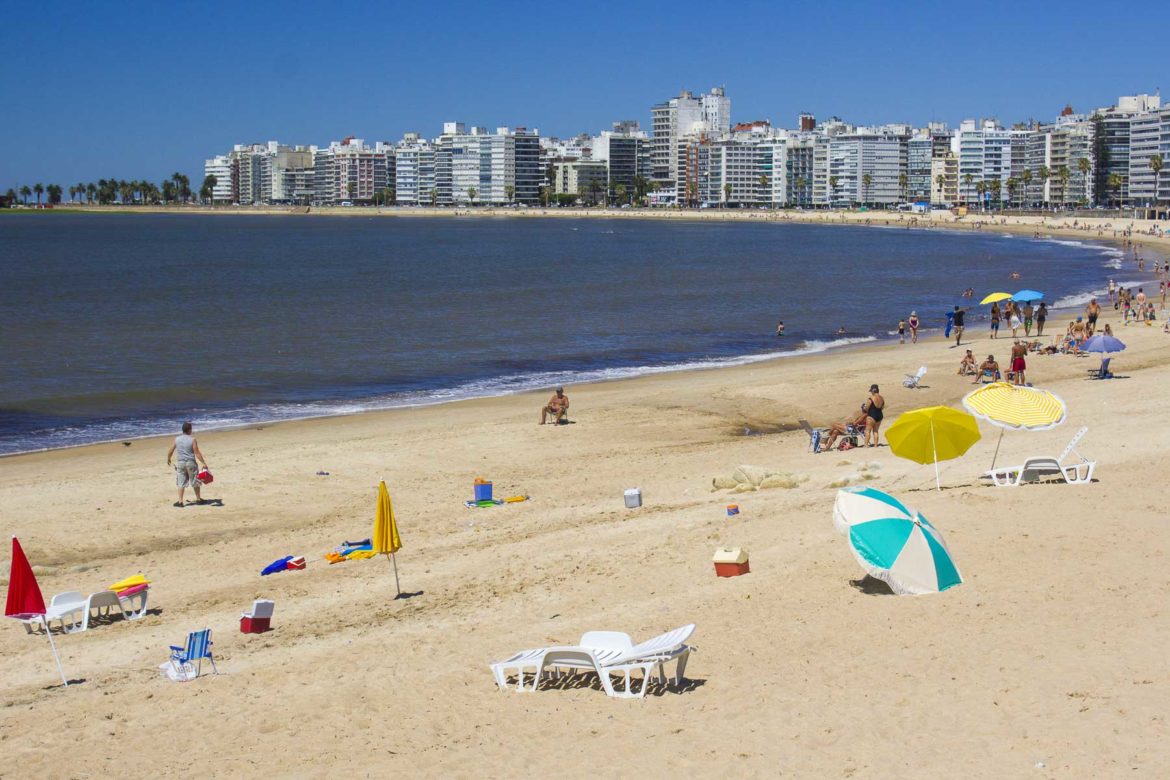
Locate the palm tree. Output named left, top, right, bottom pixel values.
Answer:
left=1150, top=154, right=1164, bottom=207
left=723, top=182, right=732, bottom=208
left=1005, top=177, right=1018, bottom=209
left=33, top=183, right=44, bottom=205
left=898, top=173, right=908, bottom=203
left=1076, top=157, right=1091, bottom=205
left=935, top=174, right=946, bottom=204
left=429, top=187, right=438, bottom=207
left=632, top=175, right=649, bottom=203
left=1021, top=169, right=1033, bottom=207
left=19, top=185, right=31, bottom=204
left=86, top=183, right=96, bottom=203
left=467, top=186, right=477, bottom=206
left=828, top=175, right=839, bottom=205
left=794, top=176, right=807, bottom=206
left=1037, top=165, right=1050, bottom=205
left=4, top=188, right=15, bottom=206
left=1057, top=166, right=1071, bottom=207
left=758, top=174, right=768, bottom=207
left=68, top=185, right=77, bottom=203
left=975, top=181, right=986, bottom=211
left=614, top=183, right=627, bottom=205
left=201, top=174, right=218, bottom=204
left=1107, top=173, right=1124, bottom=207
left=539, top=186, right=551, bottom=207
left=962, top=173, right=974, bottom=205
left=504, top=184, right=515, bottom=205
left=861, top=173, right=873, bottom=206
left=76, top=182, right=85, bottom=204
left=47, top=184, right=63, bottom=204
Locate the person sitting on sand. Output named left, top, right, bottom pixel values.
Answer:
left=974, top=355, right=1000, bottom=384
left=823, top=406, right=868, bottom=452
left=166, top=421, right=210, bottom=508
left=540, top=386, right=570, bottom=425
left=958, top=349, right=976, bottom=375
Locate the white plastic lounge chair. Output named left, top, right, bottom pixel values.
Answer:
left=903, top=366, right=927, bottom=388
left=117, top=586, right=150, bottom=620
left=490, top=624, right=696, bottom=699
left=21, top=591, right=87, bottom=634
left=985, top=426, right=1095, bottom=487
left=76, top=590, right=128, bottom=633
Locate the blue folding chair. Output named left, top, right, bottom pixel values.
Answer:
left=169, top=628, right=218, bottom=678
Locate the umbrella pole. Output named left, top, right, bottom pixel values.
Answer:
left=389, top=553, right=401, bottom=597
left=932, top=422, right=941, bottom=491
left=42, top=617, right=68, bottom=687
left=990, top=428, right=1005, bottom=470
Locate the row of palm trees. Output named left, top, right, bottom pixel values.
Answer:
left=4, top=173, right=196, bottom=207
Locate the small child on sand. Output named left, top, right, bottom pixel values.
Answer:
left=897, top=319, right=906, bottom=344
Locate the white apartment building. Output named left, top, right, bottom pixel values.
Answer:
left=1128, top=110, right=1162, bottom=205
left=827, top=128, right=908, bottom=206
left=435, top=124, right=542, bottom=206
left=955, top=119, right=1013, bottom=206
left=202, top=154, right=233, bottom=203
left=552, top=160, right=607, bottom=198
left=394, top=133, right=435, bottom=205
left=228, top=141, right=315, bottom=205
left=650, top=87, right=730, bottom=184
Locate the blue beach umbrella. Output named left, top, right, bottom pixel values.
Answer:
left=1082, top=334, right=1126, bottom=354
left=1011, top=289, right=1044, bottom=302
left=832, top=487, right=963, bottom=595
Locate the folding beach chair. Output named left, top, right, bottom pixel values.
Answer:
left=902, top=366, right=927, bottom=388
left=169, top=629, right=218, bottom=679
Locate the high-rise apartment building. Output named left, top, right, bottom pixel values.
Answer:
left=202, top=155, right=233, bottom=203
left=592, top=123, right=650, bottom=201
left=955, top=120, right=1014, bottom=206
left=432, top=123, right=542, bottom=205
left=312, top=138, right=393, bottom=204
left=650, top=87, right=730, bottom=185
left=394, top=133, right=436, bottom=205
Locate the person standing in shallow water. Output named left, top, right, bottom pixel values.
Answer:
left=167, top=421, right=209, bottom=507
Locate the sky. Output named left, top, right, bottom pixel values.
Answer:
left=2, top=0, right=1168, bottom=188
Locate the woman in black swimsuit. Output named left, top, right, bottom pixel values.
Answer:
left=864, top=384, right=885, bottom=447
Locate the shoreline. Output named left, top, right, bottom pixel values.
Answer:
left=2, top=220, right=1159, bottom=459
left=8, top=202, right=1170, bottom=249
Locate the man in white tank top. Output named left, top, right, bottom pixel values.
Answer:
left=166, top=421, right=210, bottom=507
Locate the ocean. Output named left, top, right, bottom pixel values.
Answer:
left=0, top=214, right=1156, bottom=454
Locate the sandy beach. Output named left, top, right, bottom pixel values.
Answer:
left=3, top=252, right=1169, bottom=776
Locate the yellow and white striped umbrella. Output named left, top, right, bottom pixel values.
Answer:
left=962, top=382, right=1066, bottom=431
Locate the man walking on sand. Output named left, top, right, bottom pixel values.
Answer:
left=952, top=305, right=967, bottom=347
left=540, top=386, right=570, bottom=425
left=1085, top=298, right=1101, bottom=337
left=166, top=421, right=210, bottom=507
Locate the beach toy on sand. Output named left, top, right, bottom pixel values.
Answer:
left=726, top=504, right=739, bottom=516
left=503, top=495, right=529, bottom=503
left=474, top=478, right=493, bottom=502
left=464, top=499, right=504, bottom=508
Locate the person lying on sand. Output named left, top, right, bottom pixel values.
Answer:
left=540, top=386, right=570, bottom=425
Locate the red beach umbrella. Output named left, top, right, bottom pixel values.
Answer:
left=5, top=537, right=69, bottom=686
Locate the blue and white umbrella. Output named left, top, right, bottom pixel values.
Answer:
left=832, top=486, right=962, bottom=595
left=1082, top=334, right=1126, bottom=354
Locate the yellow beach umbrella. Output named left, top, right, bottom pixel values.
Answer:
left=373, top=480, right=403, bottom=596
left=962, top=382, right=1066, bottom=467
left=885, top=406, right=982, bottom=490
left=980, top=292, right=1013, bottom=305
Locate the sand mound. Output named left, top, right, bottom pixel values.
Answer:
left=712, top=465, right=808, bottom=492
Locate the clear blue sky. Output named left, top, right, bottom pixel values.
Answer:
left=2, top=0, right=1167, bottom=188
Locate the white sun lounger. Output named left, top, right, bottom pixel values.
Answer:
left=985, top=426, right=1095, bottom=487
left=117, top=586, right=150, bottom=620
left=21, top=591, right=88, bottom=634
left=490, top=624, right=695, bottom=699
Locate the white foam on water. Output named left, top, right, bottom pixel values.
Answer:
left=1052, top=279, right=1147, bottom=309
left=0, top=336, right=879, bottom=456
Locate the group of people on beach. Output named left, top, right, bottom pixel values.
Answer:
left=819, top=384, right=885, bottom=451
left=989, top=300, right=1048, bottom=339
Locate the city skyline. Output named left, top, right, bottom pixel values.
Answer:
left=2, top=0, right=1168, bottom=184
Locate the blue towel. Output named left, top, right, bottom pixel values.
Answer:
left=261, top=556, right=293, bottom=576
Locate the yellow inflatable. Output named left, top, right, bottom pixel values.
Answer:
left=108, top=574, right=150, bottom=592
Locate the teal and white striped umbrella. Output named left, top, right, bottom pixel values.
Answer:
left=832, top=486, right=963, bottom=595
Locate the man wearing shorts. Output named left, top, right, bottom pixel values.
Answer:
left=952, top=305, right=967, bottom=347
left=1085, top=299, right=1100, bottom=336
left=166, top=421, right=210, bottom=507
left=1010, top=340, right=1027, bottom=386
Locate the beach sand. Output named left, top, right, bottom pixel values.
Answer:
left=3, top=283, right=1169, bottom=776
